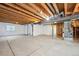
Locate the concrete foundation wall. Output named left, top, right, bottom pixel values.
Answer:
left=0, top=22, right=25, bottom=36
left=33, top=24, right=52, bottom=36
left=0, top=22, right=54, bottom=37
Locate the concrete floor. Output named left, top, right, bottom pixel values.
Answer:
left=0, top=35, right=79, bottom=56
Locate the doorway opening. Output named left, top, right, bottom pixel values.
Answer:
left=53, top=22, right=64, bottom=39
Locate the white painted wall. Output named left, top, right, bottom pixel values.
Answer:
left=43, top=25, right=52, bottom=35
left=0, top=22, right=25, bottom=36
left=0, top=22, right=52, bottom=36
left=33, top=24, right=42, bottom=36
left=33, top=24, right=52, bottom=36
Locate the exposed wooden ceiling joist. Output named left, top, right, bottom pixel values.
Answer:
left=73, top=3, right=79, bottom=14
left=56, top=3, right=64, bottom=13
left=67, top=3, right=76, bottom=12
left=0, top=13, right=30, bottom=24
left=64, top=3, right=68, bottom=16
left=52, top=3, right=59, bottom=14
left=0, top=3, right=79, bottom=25
left=0, top=4, right=40, bottom=20
left=64, top=3, right=76, bottom=16
left=46, top=3, right=55, bottom=15
left=0, top=8, right=33, bottom=23
left=15, top=3, right=45, bottom=20
left=4, top=3, right=43, bottom=20
left=28, top=3, right=48, bottom=17
left=0, top=12, right=30, bottom=22
left=0, top=3, right=41, bottom=24
left=40, top=3, right=53, bottom=16
left=72, top=3, right=79, bottom=22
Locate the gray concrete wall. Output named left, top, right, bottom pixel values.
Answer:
left=33, top=24, right=52, bottom=36
left=0, top=22, right=25, bottom=36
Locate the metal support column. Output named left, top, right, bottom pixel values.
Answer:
left=31, top=24, right=33, bottom=36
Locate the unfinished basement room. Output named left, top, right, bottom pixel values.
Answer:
left=0, top=3, right=79, bottom=56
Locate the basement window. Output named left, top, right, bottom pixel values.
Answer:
left=6, top=25, right=15, bottom=31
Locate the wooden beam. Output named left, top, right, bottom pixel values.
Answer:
left=16, top=3, right=45, bottom=19
left=0, top=6, right=41, bottom=24
left=0, top=9, right=41, bottom=24
left=41, top=3, right=53, bottom=16
left=52, top=3, right=59, bottom=14
left=0, top=12, right=28, bottom=22
left=5, top=3, right=43, bottom=20
left=46, top=3, right=55, bottom=14
left=0, top=8, right=33, bottom=22
left=72, top=3, right=79, bottom=21
left=29, top=3, right=48, bottom=17
left=0, top=13, right=30, bottom=24
left=29, top=3, right=40, bottom=12
left=73, top=3, right=79, bottom=13
left=0, top=4, right=42, bottom=24
left=64, top=3, right=68, bottom=16
left=0, top=4, right=41, bottom=20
